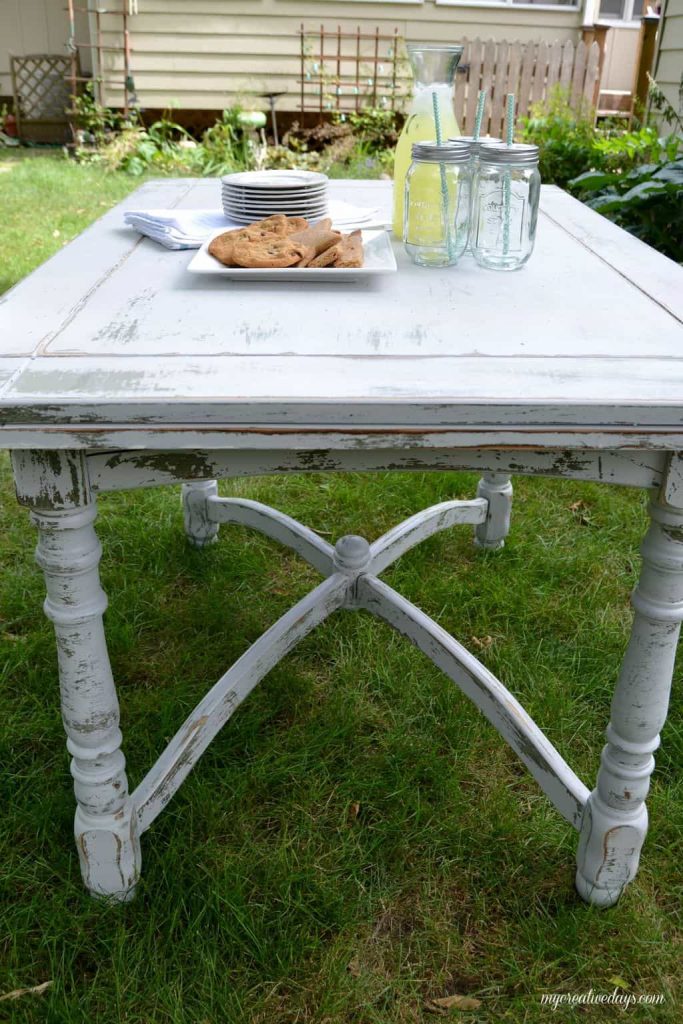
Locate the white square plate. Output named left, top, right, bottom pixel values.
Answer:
left=187, top=228, right=398, bottom=281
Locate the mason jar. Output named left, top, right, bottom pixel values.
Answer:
left=471, top=142, right=540, bottom=271
left=447, top=135, right=503, bottom=158
left=403, top=141, right=472, bottom=268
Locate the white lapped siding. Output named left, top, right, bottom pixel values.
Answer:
left=653, top=0, right=683, bottom=117
left=97, top=0, right=583, bottom=109
left=0, top=0, right=91, bottom=98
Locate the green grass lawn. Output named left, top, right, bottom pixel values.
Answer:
left=1, top=153, right=682, bottom=1023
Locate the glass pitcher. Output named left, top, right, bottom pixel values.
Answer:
left=392, top=43, right=463, bottom=238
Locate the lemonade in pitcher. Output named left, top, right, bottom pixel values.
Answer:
left=392, top=44, right=463, bottom=238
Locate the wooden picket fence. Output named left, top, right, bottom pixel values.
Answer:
left=454, top=38, right=602, bottom=137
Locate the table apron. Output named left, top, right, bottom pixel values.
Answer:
left=80, top=447, right=670, bottom=498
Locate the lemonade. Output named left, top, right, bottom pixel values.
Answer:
left=392, top=85, right=459, bottom=238
left=392, top=45, right=463, bottom=239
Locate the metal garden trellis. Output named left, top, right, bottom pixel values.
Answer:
left=298, top=24, right=410, bottom=120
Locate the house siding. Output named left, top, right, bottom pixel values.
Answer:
left=653, top=0, right=683, bottom=118
left=0, top=0, right=91, bottom=99
left=96, top=0, right=584, bottom=109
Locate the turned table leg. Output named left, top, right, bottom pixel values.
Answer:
left=576, top=484, right=683, bottom=907
left=474, top=473, right=513, bottom=549
left=182, top=480, right=219, bottom=548
left=12, top=451, right=140, bottom=900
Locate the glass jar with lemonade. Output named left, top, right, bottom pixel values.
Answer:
left=392, top=44, right=464, bottom=238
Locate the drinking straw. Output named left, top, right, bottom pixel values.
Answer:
left=432, top=90, right=454, bottom=260
left=503, top=92, right=515, bottom=256
left=473, top=89, right=486, bottom=141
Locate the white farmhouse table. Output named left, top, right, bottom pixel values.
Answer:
left=2, top=177, right=683, bottom=908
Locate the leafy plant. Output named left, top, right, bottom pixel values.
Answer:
left=71, top=82, right=129, bottom=145
left=198, top=107, right=258, bottom=174
left=570, top=151, right=683, bottom=262
left=591, top=124, right=674, bottom=173
left=519, top=86, right=598, bottom=188
left=338, top=108, right=400, bottom=154
left=115, top=116, right=195, bottom=175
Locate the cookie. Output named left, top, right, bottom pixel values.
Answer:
left=289, top=219, right=341, bottom=266
left=309, top=230, right=364, bottom=269
left=232, top=236, right=304, bottom=268
left=208, top=229, right=244, bottom=266
left=246, top=214, right=289, bottom=238
left=333, top=230, right=364, bottom=268
left=208, top=215, right=291, bottom=266
left=285, top=217, right=309, bottom=234
left=307, top=244, right=338, bottom=268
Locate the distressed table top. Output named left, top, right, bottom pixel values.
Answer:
left=1, top=178, right=682, bottom=451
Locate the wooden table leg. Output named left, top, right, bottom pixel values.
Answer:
left=474, top=473, right=513, bottom=549
left=182, top=480, right=220, bottom=548
left=12, top=450, right=140, bottom=901
left=576, top=476, right=683, bottom=907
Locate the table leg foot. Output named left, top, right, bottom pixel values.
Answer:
left=182, top=480, right=219, bottom=548
left=474, top=474, right=513, bottom=550
left=12, top=447, right=142, bottom=901
left=575, top=488, right=683, bottom=907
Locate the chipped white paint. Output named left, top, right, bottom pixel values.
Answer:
left=474, top=474, right=513, bottom=550
left=576, top=463, right=683, bottom=907
left=1, top=181, right=682, bottom=451
left=205, top=495, right=335, bottom=576
left=368, top=497, right=487, bottom=576
left=13, top=451, right=140, bottom=900
left=4, top=179, right=683, bottom=907
left=86, top=448, right=668, bottom=494
left=357, top=576, right=589, bottom=827
left=181, top=479, right=219, bottom=548
left=133, top=491, right=588, bottom=838
left=133, top=572, right=350, bottom=833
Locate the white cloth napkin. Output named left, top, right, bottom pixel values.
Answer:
left=124, top=200, right=384, bottom=249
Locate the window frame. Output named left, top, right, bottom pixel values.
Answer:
left=596, top=0, right=644, bottom=25
left=435, top=0, right=581, bottom=11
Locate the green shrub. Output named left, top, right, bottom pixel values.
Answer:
left=592, top=124, right=678, bottom=173
left=337, top=108, right=400, bottom=154
left=519, top=87, right=598, bottom=188
left=570, top=148, right=683, bottom=262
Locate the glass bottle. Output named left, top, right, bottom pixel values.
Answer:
left=471, top=142, right=540, bottom=271
left=404, top=141, right=471, bottom=268
left=392, top=44, right=463, bottom=238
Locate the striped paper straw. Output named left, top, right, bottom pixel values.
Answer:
left=503, top=93, right=515, bottom=256
left=432, top=90, right=454, bottom=260
left=473, top=90, right=486, bottom=141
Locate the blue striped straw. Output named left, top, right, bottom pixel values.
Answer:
left=432, top=90, right=454, bottom=260
left=473, top=90, right=486, bottom=141
left=503, top=93, right=515, bottom=256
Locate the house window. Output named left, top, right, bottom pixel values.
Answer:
left=436, top=0, right=578, bottom=8
left=598, top=0, right=644, bottom=20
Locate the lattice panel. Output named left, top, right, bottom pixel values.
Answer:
left=11, top=54, right=73, bottom=125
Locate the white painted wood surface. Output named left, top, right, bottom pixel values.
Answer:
left=135, top=491, right=588, bottom=836
left=12, top=450, right=140, bottom=899
left=1, top=180, right=682, bottom=450
left=5, top=180, right=683, bottom=909
left=576, top=472, right=683, bottom=906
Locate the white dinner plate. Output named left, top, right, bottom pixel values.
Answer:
left=221, top=169, right=328, bottom=189
left=222, top=198, right=328, bottom=211
left=222, top=208, right=329, bottom=225
left=222, top=197, right=328, bottom=211
left=222, top=183, right=327, bottom=196
left=187, top=227, right=397, bottom=281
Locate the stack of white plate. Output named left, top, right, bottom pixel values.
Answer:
left=221, top=170, right=329, bottom=224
